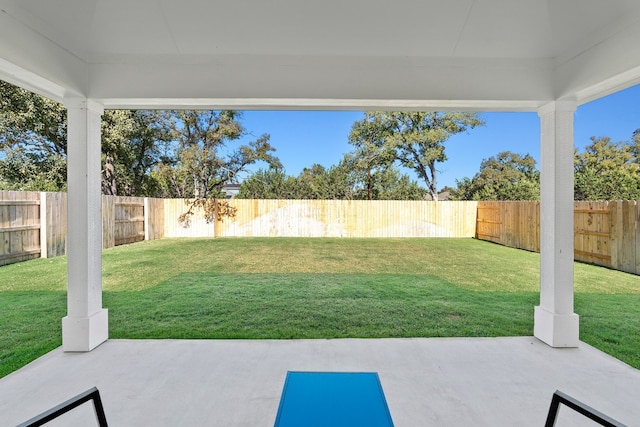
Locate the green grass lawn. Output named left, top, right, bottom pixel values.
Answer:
left=1, top=237, right=639, bottom=379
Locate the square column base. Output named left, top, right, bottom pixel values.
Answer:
left=62, top=309, right=109, bottom=352
left=534, top=306, right=579, bottom=348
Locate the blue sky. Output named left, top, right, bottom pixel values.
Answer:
left=237, top=84, right=640, bottom=190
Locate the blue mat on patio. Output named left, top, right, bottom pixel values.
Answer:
left=274, top=371, right=394, bottom=427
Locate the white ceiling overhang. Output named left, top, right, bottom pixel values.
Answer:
left=1, top=0, right=640, bottom=110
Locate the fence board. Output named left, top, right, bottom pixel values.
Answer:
left=573, top=201, right=611, bottom=266
left=476, top=200, right=640, bottom=274
left=636, top=202, right=640, bottom=274
left=3, top=190, right=640, bottom=275
left=145, top=198, right=165, bottom=241
left=114, top=196, right=145, bottom=246
left=0, top=191, right=41, bottom=266
left=619, top=201, right=636, bottom=273
left=102, top=196, right=115, bottom=249
left=203, top=199, right=478, bottom=238
left=164, top=199, right=472, bottom=238
left=610, top=201, right=620, bottom=269
left=41, top=192, right=67, bottom=258
left=574, top=201, right=584, bottom=264
left=1, top=192, right=167, bottom=265
left=476, top=202, right=501, bottom=243
left=163, top=198, right=215, bottom=238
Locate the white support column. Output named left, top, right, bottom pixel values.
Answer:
left=534, top=100, right=579, bottom=348
left=62, top=98, right=108, bottom=352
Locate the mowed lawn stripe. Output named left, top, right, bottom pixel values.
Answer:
left=104, top=273, right=538, bottom=339
left=1, top=238, right=638, bottom=379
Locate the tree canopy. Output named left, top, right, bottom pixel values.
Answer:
left=151, top=110, right=281, bottom=224
left=237, top=155, right=426, bottom=201
left=450, top=131, right=640, bottom=201
left=236, top=168, right=305, bottom=199
left=0, top=81, right=176, bottom=195
left=348, top=111, right=484, bottom=200
left=1, top=81, right=69, bottom=190
left=450, top=151, right=540, bottom=201
left=1, top=82, right=279, bottom=209
left=153, top=110, right=280, bottom=200
left=4, top=80, right=639, bottom=204
left=574, top=136, right=640, bottom=200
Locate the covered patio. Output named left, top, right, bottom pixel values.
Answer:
left=1, top=0, right=640, bottom=425
left=2, top=337, right=639, bottom=426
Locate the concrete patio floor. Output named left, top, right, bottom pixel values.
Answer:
left=1, top=337, right=638, bottom=426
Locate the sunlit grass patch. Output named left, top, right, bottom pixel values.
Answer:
left=1, top=237, right=638, bottom=379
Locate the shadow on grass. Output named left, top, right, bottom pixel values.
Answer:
left=576, top=293, right=640, bottom=368
left=3, top=274, right=638, bottom=380
left=0, top=291, right=65, bottom=379
left=105, top=273, right=539, bottom=340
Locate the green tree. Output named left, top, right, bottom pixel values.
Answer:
left=162, top=110, right=281, bottom=223
left=574, top=136, right=640, bottom=200
left=1, top=80, right=68, bottom=190
left=1, top=80, right=173, bottom=195
left=237, top=168, right=305, bottom=199
left=367, top=167, right=427, bottom=200
left=296, top=162, right=359, bottom=200
left=340, top=149, right=426, bottom=201
left=0, top=147, right=67, bottom=191
left=0, top=81, right=67, bottom=157
left=629, top=128, right=640, bottom=161
left=238, top=158, right=426, bottom=201
left=240, top=161, right=360, bottom=200
left=98, top=109, right=174, bottom=196
left=346, top=114, right=396, bottom=200
left=101, top=110, right=135, bottom=195
left=117, top=110, right=174, bottom=196
left=450, top=151, right=540, bottom=200
left=349, top=111, right=484, bottom=201
left=169, top=110, right=280, bottom=198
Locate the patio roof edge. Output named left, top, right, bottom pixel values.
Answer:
left=99, top=98, right=545, bottom=112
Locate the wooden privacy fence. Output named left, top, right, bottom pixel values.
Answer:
left=101, top=196, right=163, bottom=247
left=477, top=200, right=640, bottom=274
left=2, top=193, right=477, bottom=266
left=0, top=191, right=165, bottom=266
left=0, top=191, right=41, bottom=265
left=477, top=201, right=540, bottom=252
left=163, top=199, right=479, bottom=238
left=4, top=190, right=640, bottom=275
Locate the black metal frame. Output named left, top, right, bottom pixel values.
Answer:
left=545, top=390, right=626, bottom=427
left=16, top=387, right=108, bottom=427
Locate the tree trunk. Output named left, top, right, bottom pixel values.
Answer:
left=102, top=153, right=117, bottom=195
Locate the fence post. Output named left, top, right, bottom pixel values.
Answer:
left=609, top=201, right=618, bottom=270
left=144, top=197, right=149, bottom=241
left=101, top=195, right=115, bottom=249
left=40, top=192, right=48, bottom=259
left=619, top=201, right=636, bottom=274
left=635, top=201, right=640, bottom=275
left=213, top=199, right=218, bottom=238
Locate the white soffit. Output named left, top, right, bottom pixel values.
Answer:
left=452, top=0, right=552, bottom=58
left=0, top=0, right=640, bottom=109
left=156, top=0, right=470, bottom=57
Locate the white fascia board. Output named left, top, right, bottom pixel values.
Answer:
left=101, top=97, right=543, bottom=112
left=0, top=6, right=87, bottom=100
left=0, top=58, right=66, bottom=103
